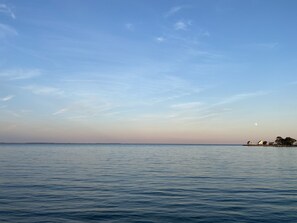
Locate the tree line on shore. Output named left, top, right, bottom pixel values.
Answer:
left=247, top=136, right=296, bottom=146
left=274, top=136, right=296, bottom=146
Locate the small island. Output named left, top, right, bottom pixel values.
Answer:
left=244, top=136, right=297, bottom=147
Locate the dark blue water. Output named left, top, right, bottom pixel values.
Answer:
left=1, top=144, right=297, bottom=222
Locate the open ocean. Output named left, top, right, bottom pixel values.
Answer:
left=0, top=144, right=297, bottom=222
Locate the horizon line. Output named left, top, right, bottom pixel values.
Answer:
left=0, top=142, right=242, bottom=146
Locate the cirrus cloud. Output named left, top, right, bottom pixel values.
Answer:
left=1, top=95, right=14, bottom=102
left=164, top=5, right=190, bottom=18
left=0, top=23, right=18, bottom=38
left=174, top=20, right=192, bottom=31
left=23, top=85, right=64, bottom=96
left=0, top=69, right=41, bottom=80
left=0, top=4, right=15, bottom=19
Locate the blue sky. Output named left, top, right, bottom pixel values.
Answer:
left=1, top=0, right=297, bottom=143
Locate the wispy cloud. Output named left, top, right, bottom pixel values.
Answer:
left=53, top=108, right=68, bottom=115
left=23, top=85, right=64, bottom=96
left=54, top=99, right=118, bottom=120
left=0, top=23, right=18, bottom=38
left=174, top=20, right=192, bottom=31
left=155, top=36, right=165, bottom=43
left=171, top=102, right=203, bottom=110
left=200, top=31, right=210, bottom=37
left=124, top=23, right=134, bottom=31
left=244, top=42, right=279, bottom=50
left=257, top=42, right=279, bottom=49
left=0, top=4, right=15, bottom=19
left=147, top=92, right=192, bottom=105
left=216, top=91, right=268, bottom=106
left=166, top=91, right=269, bottom=125
left=60, top=71, right=203, bottom=121
left=1, top=95, right=14, bottom=102
left=0, top=69, right=41, bottom=80
left=173, top=112, right=221, bottom=123
left=2, top=110, right=20, bottom=117
left=165, top=5, right=189, bottom=18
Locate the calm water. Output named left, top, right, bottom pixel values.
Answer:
left=0, top=144, right=297, bottom=223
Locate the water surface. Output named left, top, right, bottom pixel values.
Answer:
left=1, top=144, right=297, bottom=222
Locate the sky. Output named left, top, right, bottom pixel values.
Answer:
left=0, top=0, right=297, bottom=143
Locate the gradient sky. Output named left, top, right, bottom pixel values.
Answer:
left=1, top=0, right=297, bottom=143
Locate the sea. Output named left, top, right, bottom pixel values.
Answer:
left=0, top=144, right=297, bottom=223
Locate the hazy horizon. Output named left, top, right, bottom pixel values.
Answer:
left=1, top=0, right=297, bottom=144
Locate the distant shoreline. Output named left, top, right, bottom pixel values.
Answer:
left=1, top=142, right=296, bottom=147
left=0, top=142, right=241, bottom=146
left=243, top=144, right=297, bottom=147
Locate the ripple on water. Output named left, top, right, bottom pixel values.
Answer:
left=1, top=144, right=297, bottom=222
